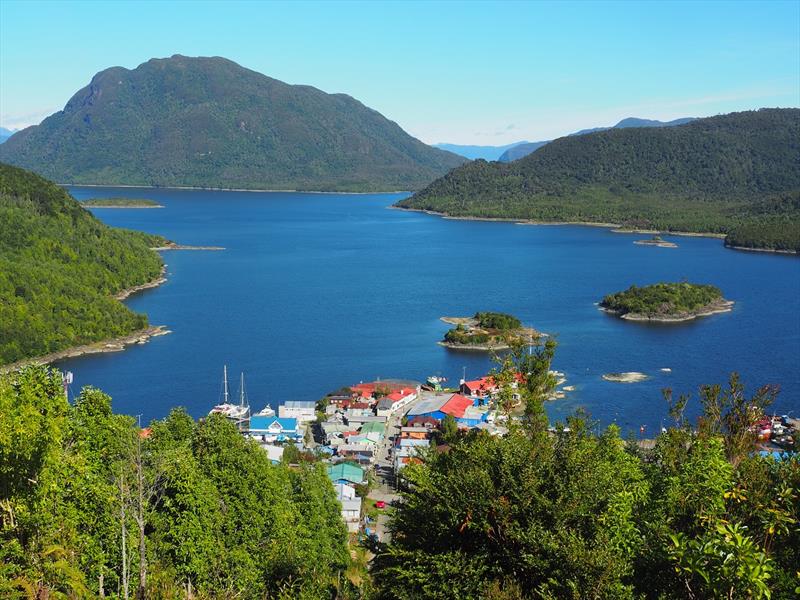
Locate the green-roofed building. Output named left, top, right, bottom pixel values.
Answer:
left=327, top=463, right=366, bottom=486
left=360, top=421, right=386, bottom=436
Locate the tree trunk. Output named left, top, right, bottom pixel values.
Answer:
left=99, top=571, right=105, bottom=598
left=120, top=471, right=129, bottom=600
left=136, top=436, right=147, bottom=599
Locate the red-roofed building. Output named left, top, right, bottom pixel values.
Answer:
left=440, top=394, right=474, bottom=419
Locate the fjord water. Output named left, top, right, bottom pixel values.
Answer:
left=61, top=187, right=800, bottom=433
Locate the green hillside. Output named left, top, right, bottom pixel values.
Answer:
left=397, top=109, right=800, bottom=251
left=0, top=164, right=165, bottom=364
left=0, top=55, right=465, bottom=192
left=0, top=366, right=351, bottom=598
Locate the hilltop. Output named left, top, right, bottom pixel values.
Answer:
left=498, top=116, right=695, bottom=162
left=0, top=163, right=166, bottom=365
left=397, top=109, right=800, bottom=251
left=0, top=55, right=465, bottom=192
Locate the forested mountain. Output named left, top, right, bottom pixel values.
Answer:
left=0, top=164, right=165, bottom=365
left=0, top=366, right=352, bottom=599
left=398, top=109, right=800, bottom=251
left=497, top=116, right=695, bottom=162
left=0, top=55, right=465, bottom=192
left=433, top=141, right=529, bottom=161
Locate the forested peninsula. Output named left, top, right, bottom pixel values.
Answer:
left=396, top=109, right=800, bottom=252
left=0, top=164, right=166, bottom=365
left=600, top=282, right=733, bottom=322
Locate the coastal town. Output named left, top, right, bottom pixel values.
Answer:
left=208, top=367, right=521, bottom=540
left=209, top=366, right=798, bottom=543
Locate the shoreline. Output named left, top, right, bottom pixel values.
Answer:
left=0, top=325, right=172, bottom=374
left=83, top=204, right=165, bottom=209
left=392, top=206, right=729, bottom=240
left=600, top=299, right=735, bottom=323
left=1, top=259, right=172, bottom=373
left=151, top=243, right=226, bottom=251
left=724, top=244, right=798, bottom=256
left=64, top=183, right=411, bottom=196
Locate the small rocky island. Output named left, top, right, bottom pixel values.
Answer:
left=600, top=282, right=733, bottom=322
left=633, top=235, right=677, bottom=248
left=602, top=372, right=650, bottom=383
left=440, top=311, right=540, bottom=350
left=82, top=197, right=164, bottom=208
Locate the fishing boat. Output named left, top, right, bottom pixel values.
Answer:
left=209, top=365, right=250, bottom=425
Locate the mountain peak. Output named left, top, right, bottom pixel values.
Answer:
left=0, top=57, right=465, bottom=192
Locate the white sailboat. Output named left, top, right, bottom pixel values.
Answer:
left=209, top=365, right=250, bottom=424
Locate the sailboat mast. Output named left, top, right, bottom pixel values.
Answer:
left=223, top=365, right=229, bottom=404
left=240, top=372, right=245, bottom=407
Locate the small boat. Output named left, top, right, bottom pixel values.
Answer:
left=253, top=404, right=276, bottom=418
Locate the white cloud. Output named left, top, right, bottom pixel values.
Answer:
left=0, top=108, right=57, bottom=130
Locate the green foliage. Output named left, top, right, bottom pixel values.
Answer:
left=474, top=311, right=522, bottom=330
left=0, top=163, right=167, bottom=365
left=600, top=282, right=724, bottom=317
left=397, top=109, right=800, bottom=251
left=0, top=367, right=352, bottom=599
left=0, top=55, right=465, bottom=193
left=372, top=360, right=800, bottom=599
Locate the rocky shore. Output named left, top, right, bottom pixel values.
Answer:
left=601, top=298, right=734, bottom=322
left=0, top=325, right=171, bottom=374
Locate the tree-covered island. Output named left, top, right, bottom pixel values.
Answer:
left=440, top=311, right=540, bottom=350
left=81, top=197, right=164, bottom=208
left=600, top=282, right=733, bottom=322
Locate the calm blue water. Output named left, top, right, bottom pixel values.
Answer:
left=59, top=187, right=800, bottom=434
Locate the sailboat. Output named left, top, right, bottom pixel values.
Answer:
left=209, top=365, right=250, bottom=424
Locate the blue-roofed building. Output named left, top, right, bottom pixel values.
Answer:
left=247, top=416, right=302, bottom=442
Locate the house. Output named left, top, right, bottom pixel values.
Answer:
left=407, top=393, right=472, bottom=420
left=393, top=438, right=430, bottom=472
left=360, top=421, right=386, bottom=438
left=337, top=444, right=375, bottom=462
left=407, top=415, right=439, bottom=429
left=247, top=416, right=301, bottom=442
left=375, top=398, right=396, bottom=417
left=278, top=400, right=317, bottom=423
left=327, top=463, right=366, bottom=486
left=399, top=426, right=430, bottom=440
left=460, top=376, right=499, bottom=398
left=334, top=483, right=361, bottom=533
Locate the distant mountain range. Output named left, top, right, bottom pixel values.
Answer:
left=0, top=127, right=16, bottom=144
left=397, top=109, right=800, bottom=252
left=0, top=55, right=465, bottom=192
left=433, top=141, right=530, bottom=161
left=497, top=117, right=696, bottom=162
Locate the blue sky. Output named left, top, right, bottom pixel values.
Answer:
left=1, top=0, right=798, bottom=144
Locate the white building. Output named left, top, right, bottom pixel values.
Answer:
left=334, top=483, right=361, bottom=533
left=278, top=400, right=317, bottom=423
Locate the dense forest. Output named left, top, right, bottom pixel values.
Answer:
left=0, top=164, right=165, bottom=365
left=397, top=109, right=800, bottom=252
left=0, top=366, right=352, bottom=599
left=371, top=345, right=800, bottom=599
left=0, top=55, right=465, bottom=193
left=600, top=282, right=725, bottom=318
